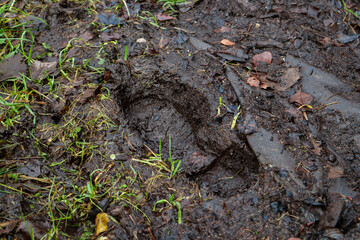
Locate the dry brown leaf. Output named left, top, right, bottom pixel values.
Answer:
left=77, top=86, right=101, bottom=104
left=320, top=37, right=332, bottom=45
left=156, top=13, right=176, bottom=21
left=220, top=39, right=235, bottom=46
left=0, top=53, right=27, bottom=82
left=289, top=89, right=313, bottom=105
left=95, top=213, right=109, bottom=235
left=328, top=166, right=344, bottom=179
left=30, top=60, right=57, bottom=80
left=246, top=77, right=260, bottom=87
left=311, top=139, right=321, bottom=155
left=252, top=51, right=272, bottom=66
left=159, top=36, right=170, bottom=48
left=260, top=84, right=268, bottom=89
left=281, top=67, right=301, bottom=90
left=101, top=32, right=121, bottom=41
left=78, top=31, right=95, bottom=42
left=214, top=26, right=231, bottom=33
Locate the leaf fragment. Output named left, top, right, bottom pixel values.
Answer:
left=246, top=77, right=260, bottom=87
left=96, top=213, right=109, bottom=235
left=289, top=89, right=313, bottom=105
left=252, top=51, right=272, bottom=66
left=220, top=39, right=235, bottom=46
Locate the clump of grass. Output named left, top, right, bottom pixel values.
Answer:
left=157, top=0, right=189, bottom=12
left=0, top=2, right=47, bottom=128
left=0, top=2, right=46, bottom=61
left=0, top=74, right=40, bottom=128
left=341, top=0, right=359, bottom=19
left=153, top=193, right=184, bottom=224
left=132, top=135, right=182, bottom=180
left=138, top=11, right=162, bottom=28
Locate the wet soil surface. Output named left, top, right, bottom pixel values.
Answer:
left=1, top=0, right=360, bottom=239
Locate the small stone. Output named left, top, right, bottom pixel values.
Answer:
left=294, top=39, right=303, bottom=49
left=328, top=154, right=336, bottom=163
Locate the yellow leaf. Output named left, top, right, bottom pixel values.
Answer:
left=95, top=213, right=109, bottom=236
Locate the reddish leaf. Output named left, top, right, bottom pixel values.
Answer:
left=156, top=13, right=176, bottom=21
left=104, top=71, right=111, bottom=81
left=246, top=77, right=260, bottom=87
left=220, top=39, right=235, bottom=46
left=289, top=89, right=313, bottom=105
left=319, top=37, right=332, bottom=45
left=260, top=84, right=268, bottom=89
left=252, top=51, right=272, bottom=66
left=214, top=26, right=231, bottom=33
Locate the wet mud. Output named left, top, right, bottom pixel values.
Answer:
left=1, top=0, right=360, bottom=239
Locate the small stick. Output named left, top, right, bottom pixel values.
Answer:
left=122, top=0, right=130, bottom=18
left=148, top=227, right=157, bottom=240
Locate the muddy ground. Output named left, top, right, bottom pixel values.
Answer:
left=1, top=0, right=360, bottom=239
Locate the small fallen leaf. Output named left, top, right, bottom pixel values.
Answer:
left=78, top=31, right=95, bottom=42
left=252, top=51, right=272, bottom=66
left=159, top=36, right=170, bottom=48
left=30, top=60, right=57, bottom=80
left=101, top=32, right=121, bottom=41
left=311, top=139, right=321, bottom=155
left=190, top=37, right=213, bottom=51
left=291, top=7, right=307, bottom=14
left=289, top=89, right=313, bottom=105
left=353, top=193, right=360, bottom=205
left=337, top=33, right=360, bottom=44
left=260, top=84, right=268, bottom=89
left=214, top=26, right=231, bottom=33
left=156, top=13, right=176, bottom=21
left=328, top=166, right=344, bottom=179
left=95, top=213, right=109, bottom=235
left=77, top=86, right=101, bottom=104
left=136, top=38, right=147, bottom=43
left=319, top=37, right=332, bottom=45
left=0, top=53, right=27, bottom=82
left=220, top=39, right=235, bottom=46
left=281, top=67, right=300, bottom=90
left=246, top=77, right=260, bottom=87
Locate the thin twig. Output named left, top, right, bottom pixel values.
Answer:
left=122, top=0, right=130, bottom=18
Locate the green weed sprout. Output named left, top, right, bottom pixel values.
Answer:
left=168, top=135, right=181, bottom=179
left=138, top=11, right=163, bottom=29
left=341, top=0, right=359, bottom=19
left=153, top=193, right=183, bottom=224
left=157, top=0, right=188, bottom=12
left=133, top=136, right=182, bottom=179
left=216, top=97, right=242, bottom=130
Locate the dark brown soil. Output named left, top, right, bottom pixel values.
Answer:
left=1, top=0, right=360, bottom=239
